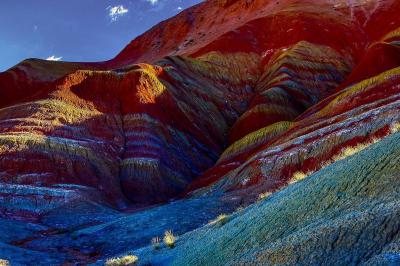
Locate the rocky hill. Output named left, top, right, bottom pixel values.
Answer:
left=0, top=0, right=400, bottom=265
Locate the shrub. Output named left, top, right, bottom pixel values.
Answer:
left=289, top=171, right=309, bottom=184
left=391, top=122, right=400, bottom=133
left=0, top=260, right=9, bottom=266
left=105, top=255, right=138, bottom=266
left=236, top=206, right=244, bottom=212
left=257, top=191, right=272, bottom=201
left=151, top=236, right=161, bottom=250
left=163, top=230, right=176, bottom=248
left=209, top=214, right=229, bottom=225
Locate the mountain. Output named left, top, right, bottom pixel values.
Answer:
left=1, top=0, right=400, bottom=265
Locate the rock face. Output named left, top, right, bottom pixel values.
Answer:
left=1, top=0, right=400, bottom=264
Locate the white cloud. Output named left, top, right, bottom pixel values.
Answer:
left=46, top=55, right=62, bottom=61
left=146, top=0, right=159, bottom=5
left=107, top=5, right=129, bottom=22
left=176, top=6, right=183, bottom=10
left=146, top=0, right=165, bottom=11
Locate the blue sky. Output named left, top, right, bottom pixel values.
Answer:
left=0, top=0, right=202, bottom=71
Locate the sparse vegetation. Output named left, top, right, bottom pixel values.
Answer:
left=236, top=206, right=244, bottom=212
left=257, top=191, right=272, bottom=201
left=105, top=255, right=138, bottom=266
left=288, top=136, right=392, bottom=186
left=0, top=259, right=9, bottom=266
left=332, top=139, right=380, bottom=162
left=390, top=122, right=400, bottom=133
left=289, top=171, right=310, bottom=184
left=164, top=230, right=176, bottom=248
left=209, top=214, right=229, bottom=225
left=289, top=138, right=385, bottom=184
left=152, top=236, right=161, bottom=250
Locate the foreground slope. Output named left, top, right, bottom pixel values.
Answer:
left=135, top=131, right=400, bottom=266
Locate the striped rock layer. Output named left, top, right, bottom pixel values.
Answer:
left=0, top=0, right=400, bottom=216
left=1, top=0, right=400, bottom=264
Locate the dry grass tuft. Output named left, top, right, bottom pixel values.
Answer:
left=164, top=230, right=176, bottom=248
left=236, top=206, right=244, bottom=212
left=390, top=122, right=400, bottom=133
left=289, top=171, right=310, bottom=184
left=151, top=236, right=161, bottom=250
left=209, top=214, right=229, bottom=226
left=257, top=191, right=272, bottom=201
left=0, top=260, right=9, bottom=266
left=105, top=255, right=138, bottom=266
